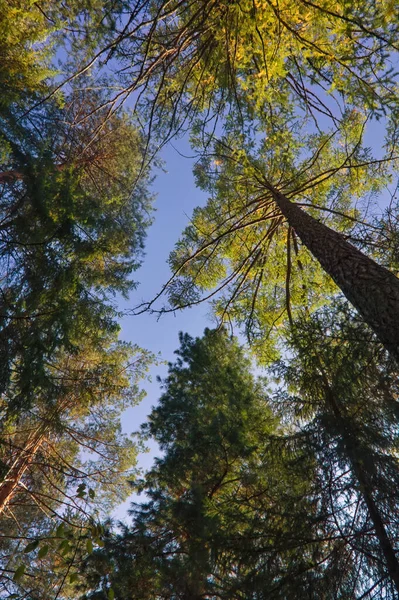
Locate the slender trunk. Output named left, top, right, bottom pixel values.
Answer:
left=0, top=427, right=46, bottom=515
left=350, top=453, right=399, bottom=592
left=318, top=367, right=399, bottom=591
left=0, top=397, right=72, bottom=515
left=0, top=170, right=24, bottom=184
left=270, top=187, right=399, bottom=362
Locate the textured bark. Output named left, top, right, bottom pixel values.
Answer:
left=271, top=188, right=399, bottom=362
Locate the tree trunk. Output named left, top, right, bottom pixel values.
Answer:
left=0, top=428, right=46, bottom=515
left=318, top=365, right=399, bottom=592
left=350, top=454, right=399, bottom=593
left=0, top=397, right=72, bottom=515
left=271, top=187, right=399, bottom=362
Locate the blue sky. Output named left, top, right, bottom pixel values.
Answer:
left=113, top=138, right=213, bottom=518
left=121, top=136, right=211, bottom=423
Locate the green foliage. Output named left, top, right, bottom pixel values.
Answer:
left=0, top=0, right=53, bottom=109
left=0, top=0, right=129, bottom=113
left=168, top=106, right=389, bottom=359
left=0, top=87, right=153, bottom=417
left=0, top=334, right=153, bottom=598
left=112, top=0, right=398, bottom=138
left=3, top=1, right=399, bottom=597
left=0, top=7, right=155, bottom=596
left=273, top=300, right=399, bottom=596
left=117, top=0, right=399, bottom=358
left=79, top=329, right=361, bottom=599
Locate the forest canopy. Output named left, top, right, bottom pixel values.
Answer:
left=1, top=1, right=399, bottom=598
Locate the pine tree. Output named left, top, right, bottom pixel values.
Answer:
left=79, top=330, right=361, bottom=599
left=275, top=301, right=399, bottom=597
left=0, top=336, right=152, bottom=599
left=0, top=86, right=153, bottom=417
left=0, top=6, right=154, bottom=593
left=107, top=0, right=399, bottom=361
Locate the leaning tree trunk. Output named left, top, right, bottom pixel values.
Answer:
left=318, top=365, right=399, bottom=593
left=271, top=187, right=399, bottom=363
left=349, top=451, right=399, bottom=593
left=0, top=397, right=71, bottom=515
left=0, top=428, right=46, bottom=515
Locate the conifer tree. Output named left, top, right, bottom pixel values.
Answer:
left=79, top=330, right=362, bottom=599
left=0, top=4, right=154, bottom=591
left=276, top=302, right=399, bottom=596
left=107, top=0, right=399, bottom=360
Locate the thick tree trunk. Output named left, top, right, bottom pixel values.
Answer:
left=271, top=188, right=399, bottom=362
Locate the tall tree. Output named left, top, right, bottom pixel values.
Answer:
left=92, top=0, right=399, bottom=360
left=162, top=116, right=397, bottom=361
left=157, top=101, right=399, bottom=362
left=78, top=330, right=362, bottom=599
left=0, top=335, right=152, bottom=599
left=78, top=314, right=399, bottom=599
left=0, top=85, right=153, bottom=417
left=0, top=6, right=155, bottom=593
left=11, top=1, right=399, bottom=357
left=0, top=337, right=149, bottom=518
left=275, top=301, right=399, bottom=596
